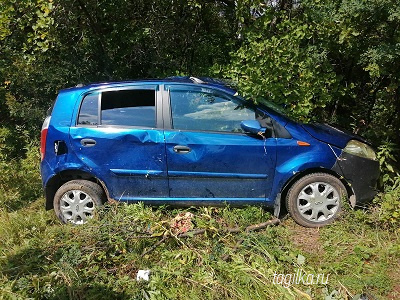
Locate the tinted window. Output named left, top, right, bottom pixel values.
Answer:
left=101, top=90, right=155, bottom=127
left=78, top=93, right=98, bottom=125
left=170, top=89, right=256, bottom=132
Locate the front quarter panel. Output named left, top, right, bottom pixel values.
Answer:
left=270, top=124, right=342, bottom=201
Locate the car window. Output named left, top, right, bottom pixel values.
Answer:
left=78, top=93, right=99, bottom=125
left=46, top=97, right=57, bottom=117
left=169, top=88, right=256, bottom=133
left=101, top=89, right=155, bottom=127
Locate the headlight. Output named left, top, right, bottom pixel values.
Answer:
left=343, top=140, right=376, bottom=160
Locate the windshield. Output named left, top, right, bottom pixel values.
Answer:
left=234, top=94, right=293, bottom=122
left=257, top=97, right=288, bottom=115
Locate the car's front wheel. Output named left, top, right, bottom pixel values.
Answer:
left=54, top=180, right=106, bottom=225
left=286, top=173, right=347, bottom=227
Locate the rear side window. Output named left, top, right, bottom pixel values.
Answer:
left=77, top=89, right=156, bottom=127
left=78, top=93, right=98, bottom=125
left=46, top=98, right=57, bottom=117
left=101, top=90, right=155, bottom=127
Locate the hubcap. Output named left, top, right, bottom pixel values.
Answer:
left=296, top=182, right=340, bottom=223
left=60, top=190, right=95, bottom=224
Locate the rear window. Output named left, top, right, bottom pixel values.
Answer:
left=77, top=89, right=156, bottom=127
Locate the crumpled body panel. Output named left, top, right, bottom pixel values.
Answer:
left=69, top=127, right=168, bottom=199
left=164, top=130, right=276, bottom=200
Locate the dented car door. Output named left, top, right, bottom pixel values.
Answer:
left=163, top=84, right=277, bottom=204
left=69, top=85, right=168, bottom=201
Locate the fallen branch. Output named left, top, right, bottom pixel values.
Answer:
left=140, top=218, right=281, bottom=257
left=244, top=218, right=281, bottom=232
left=221, top=218, right=281, bottom=261
left=141, top=235, right=169, bottom=257
left=221, top=239, right=244, bottom=261
left=178, top=228, right=206, bottom=237
left=180, top=217, right=281, bottom=237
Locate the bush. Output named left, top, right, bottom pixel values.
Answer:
left=376, top=141, right=399, bottom=188
left=373, top=176, right=400, bottom=230
left=0, top=142, right=42, bottom=211
left=0, top=126, right=27, bottom=160
left=371, top=141, right=400, bottom=230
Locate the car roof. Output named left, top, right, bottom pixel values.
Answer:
left=59, top=76, right=237, bottom=95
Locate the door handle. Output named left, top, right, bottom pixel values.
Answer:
left=173, top=145, right=191, bottom=154
left=80, top=138, right=96, bottom=147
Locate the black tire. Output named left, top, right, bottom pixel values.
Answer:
left=286, top=173, right=347, bottom=227
left=54, top=180, right=106, bottom=224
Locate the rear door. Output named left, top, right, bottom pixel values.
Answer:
left=69, top=85, right=168, bottom=201
left=163, top=84, right=277, bottom=204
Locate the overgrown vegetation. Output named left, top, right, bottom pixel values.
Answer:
left=0, top=151, right=398, bottom=299
left=0, top=0, right=399, bottom=298
left=1, top=199, right=399, bottom=299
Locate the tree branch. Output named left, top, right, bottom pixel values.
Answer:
left=140, top=218, right=281, bottom=257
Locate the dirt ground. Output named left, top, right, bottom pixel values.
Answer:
left=286, top=221, right=324, bottom=255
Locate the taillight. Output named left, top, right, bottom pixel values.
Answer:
left=40, top=116, right=51, bottom=161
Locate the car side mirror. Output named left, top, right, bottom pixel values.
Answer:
left=240, top=120, right=264, bottom=135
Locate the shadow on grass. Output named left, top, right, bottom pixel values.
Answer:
left=47, top=283, right=131, bottom=300
left=1, top=245, right=49, bottom=278
left=1, top=245, right=132, bottom=299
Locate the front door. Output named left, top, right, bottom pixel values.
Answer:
left=163, top=84, right=277, bottom=204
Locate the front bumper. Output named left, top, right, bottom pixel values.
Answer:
left=332, top=152, right=380, bottom=206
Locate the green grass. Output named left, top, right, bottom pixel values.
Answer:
left=0, top=199, right=399, bottom=300
left=0, top=148, right=398, bottom=299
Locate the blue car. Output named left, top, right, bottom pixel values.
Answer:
left=40, top=77, right=380, bottom=227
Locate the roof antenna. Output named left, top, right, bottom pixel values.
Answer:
left=189, top=76, right=206, bottom=84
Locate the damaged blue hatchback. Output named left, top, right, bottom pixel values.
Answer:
left=40, top=77, right=380, bottom=227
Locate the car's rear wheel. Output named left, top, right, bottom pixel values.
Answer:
left=54, top=180, right=106, bottom=225
left=286, top=173, right=347, bottom=227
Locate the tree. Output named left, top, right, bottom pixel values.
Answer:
left=228, top=0, right=400, bottom=152
left=0, top=0, right=237, bottom=158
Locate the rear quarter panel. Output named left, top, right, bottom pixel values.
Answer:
left=41, top=89, right=91, bottom=186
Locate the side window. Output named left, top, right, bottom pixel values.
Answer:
left=78, top=93, right=98, bottom=125
left=101, top=89, right=155, bottom=127
left=169, top=89, right=256, bottom=133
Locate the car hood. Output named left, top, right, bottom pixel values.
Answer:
left=301, top=123, right=369, bottom=149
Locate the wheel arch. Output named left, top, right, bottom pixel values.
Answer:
left=45, top=170, right=110, bottom=210
left=278, top=167, right=355, bottom=216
